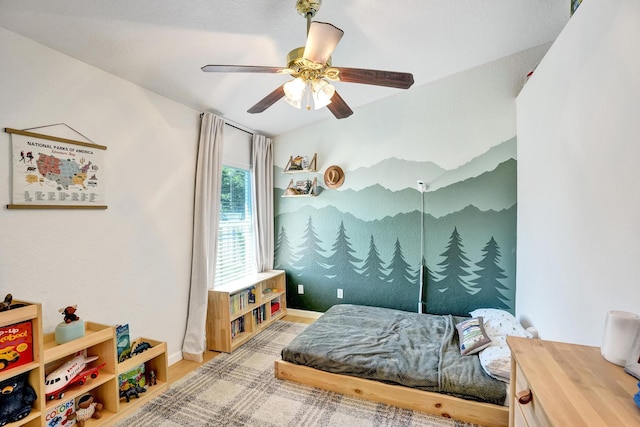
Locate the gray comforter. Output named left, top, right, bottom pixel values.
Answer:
left=281, top=304, right=506, bottom=405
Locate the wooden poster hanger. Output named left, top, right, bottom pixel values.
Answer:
left=4, top=126, right=108, bottom=210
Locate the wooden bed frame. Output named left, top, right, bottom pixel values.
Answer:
left=274, top=359, right=508, bottom=427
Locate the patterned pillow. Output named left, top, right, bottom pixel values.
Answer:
left=456, top=317, right=492, bottom=356
left=469, top=308, right=533, bottom=340
left=478, top=343, right=512, bottom=382
left=470, top=308, right=533, bottom=382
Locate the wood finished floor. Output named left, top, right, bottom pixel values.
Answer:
left=168, top=315, right=315, bottom=384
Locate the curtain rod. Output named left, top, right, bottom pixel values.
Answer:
left=225, top=122, right=254, bottom=136
left=200, top=112, right=255, bottom=136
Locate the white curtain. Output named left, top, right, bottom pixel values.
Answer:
left=182, top=112, right=225, bottom=361
left=251, top=134, right=274, bottom=271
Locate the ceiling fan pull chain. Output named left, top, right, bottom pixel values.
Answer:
left=305, top=82, right=312, bottom=110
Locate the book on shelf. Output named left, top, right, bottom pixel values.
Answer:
left=253, top=305, right=267, bottom=324
left=231, top=317, right=245, bottom=338
left=119, top=363, right=146, bottom=390
left=230, top=287, right=257, bottom=314
left=116, top=323, right=131, bottom=362
left=45, top=396, right=76, bottom=426
left=0, top=320, right=33, bottom=372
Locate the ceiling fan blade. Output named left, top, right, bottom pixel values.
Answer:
left=201, top=65, right=284, bottom=73
left=326, top=91, right=353, bottom=119
left=247, top=85, right=286, bottom=114
left=336, top=67, right=414, bottom=89
left=303, top=21, right=344, bottom=65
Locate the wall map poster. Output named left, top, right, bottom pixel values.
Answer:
left=6, top=128, right=107, bottom=209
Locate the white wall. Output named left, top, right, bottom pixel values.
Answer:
left=517, top=0, right=640, bottom=346
left=0, top=27, right=199, bottom=363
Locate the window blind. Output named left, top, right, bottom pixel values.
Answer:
left=215, top=125, right=256, bottom=286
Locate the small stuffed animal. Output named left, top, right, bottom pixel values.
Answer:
left=0, top=294, right=13, bottom=312
left=59, top=305, right=79, bottom=323
left=0, top=372, right=37, bottom=425
left=74, top=393, right=103, bottom=427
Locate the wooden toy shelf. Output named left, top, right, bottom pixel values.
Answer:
left=1, top=299, right=168, bottom=427
left=111, top=337, right=168, bottom=424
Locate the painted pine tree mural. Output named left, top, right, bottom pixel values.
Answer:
left=419, top=257, right=441, bottom=312
left=274, top=225, right=301, bottom=305
left=274, top=137, right=517, bottom=315
left=361, top=234, right=387, bottom=284
left=295, top=216, right=328, bottom=275
left=428, top=227, right=476, bottom=315
left=384, top=238, right=417, bottom=311
left=469, top=237, right=511, bottom=310
left=325, top=221, right=362, bottom=285
left=290, top=216, right=330, bottom=310
left=274, top=225, right=296, bottom=270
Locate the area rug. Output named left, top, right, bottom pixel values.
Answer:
left=116, top=320, right=482, bottom=427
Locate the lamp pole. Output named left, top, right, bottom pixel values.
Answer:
left=417, top=180, right=426, bottom=314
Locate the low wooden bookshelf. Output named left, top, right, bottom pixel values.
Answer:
left=0, top=298, right=168, bottom=427
left=206, top=270, right=287, bottom=353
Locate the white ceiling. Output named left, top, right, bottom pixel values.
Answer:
left=0, top=0, right=569, bottom=136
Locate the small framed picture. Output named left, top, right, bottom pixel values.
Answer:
left=625, top=328, right=640, bottom=379
left=290, top=156, right=304, bottom=170
left=295, top=179, right=311, bottom=194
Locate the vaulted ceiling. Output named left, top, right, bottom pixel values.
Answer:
left=0, top=0, right=570, bottom=136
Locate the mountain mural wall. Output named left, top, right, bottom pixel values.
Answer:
left=273, top=136, right=517, bottom=316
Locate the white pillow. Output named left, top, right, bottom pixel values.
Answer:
left=478, top=343, right=511, bottom=382
left=470, top=309, right=533, bottom=382
left=469, top=308, right=533, bottom=340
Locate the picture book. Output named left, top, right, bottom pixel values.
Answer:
left=45, top=396, right=76, bottom=427
left=119, top=363, right=146, bottom=390
left=0, top=320, right=33, bottom=372
left=116, top=323, right=131, bottom=362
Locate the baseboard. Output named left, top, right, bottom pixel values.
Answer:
left=168, top=350, right=184, bottom=366
left=286, top=308, right=324, bottom=319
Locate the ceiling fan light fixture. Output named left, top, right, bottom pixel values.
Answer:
left=303, top=21, right=344, bottom=65
left=311, top=79, right=335, bottom=109
left=284, top=95, right=302, bottom=109
left=283, top=77, right=306, bottom=109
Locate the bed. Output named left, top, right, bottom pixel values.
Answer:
left=275, top=304, right=523, bottom=427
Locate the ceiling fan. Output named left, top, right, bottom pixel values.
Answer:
left=201, top=0, right=414, bottom=119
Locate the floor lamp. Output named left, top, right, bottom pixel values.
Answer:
left=417, top=180, right=426, bottom=313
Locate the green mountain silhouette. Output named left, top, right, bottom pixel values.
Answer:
left=276, top=158, right=516, bottom=221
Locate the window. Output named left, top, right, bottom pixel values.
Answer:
left=215, top=165, right=256, bottom=286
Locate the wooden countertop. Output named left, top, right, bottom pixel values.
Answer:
left=508, top=336, right=640, bottom=426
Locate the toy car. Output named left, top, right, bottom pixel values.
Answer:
left=0, top=347, right=20, bottom=370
